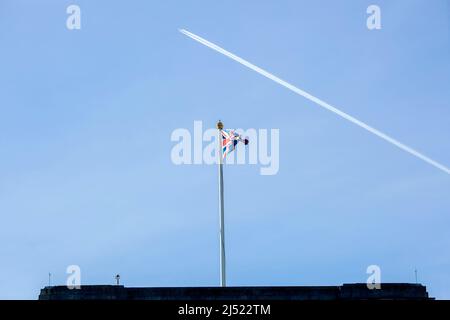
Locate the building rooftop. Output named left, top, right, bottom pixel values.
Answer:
left=39, top=283, right=431, bottom=300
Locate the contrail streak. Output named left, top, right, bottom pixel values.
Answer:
left=179, top=28, right=450, bottom=175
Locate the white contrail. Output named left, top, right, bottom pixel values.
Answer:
left=179, top=28, right=450, bottom=175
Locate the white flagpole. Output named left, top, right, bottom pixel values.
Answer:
left=217, top=120, right=226, bottom=287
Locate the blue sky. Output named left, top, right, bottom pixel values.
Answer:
left=0, top=0, right=449, bottom=299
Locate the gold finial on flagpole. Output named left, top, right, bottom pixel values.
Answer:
left=216, top=120, right=223, bottom=130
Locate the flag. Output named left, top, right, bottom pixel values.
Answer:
left=221, top=129, right=249, bottom=159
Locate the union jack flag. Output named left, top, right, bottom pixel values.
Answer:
left=221, top=129, right=249, bottom=159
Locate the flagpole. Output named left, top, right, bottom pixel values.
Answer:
left=217, top=120, right=226, bottom=287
